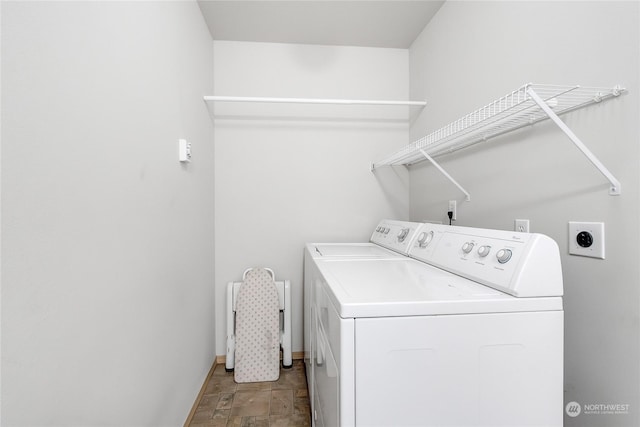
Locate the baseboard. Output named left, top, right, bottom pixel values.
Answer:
left=215, top=351, right=304, bottom=366
left=183, top=360, right=217, bottom=427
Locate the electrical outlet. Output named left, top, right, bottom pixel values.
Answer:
left=568, top=222, right=605, bottom=259
left=514, top=219, right=530, bottom=233
left=448, top=200, right=457, bottom=221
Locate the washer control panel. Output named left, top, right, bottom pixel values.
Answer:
left=409, top=223, right=445, bottom=261
left=409, top=225, right=563, bottom=297
left=370, top=219, right=426, bottom=255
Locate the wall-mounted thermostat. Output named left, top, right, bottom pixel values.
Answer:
left=179, top=139, right=191, bottom=162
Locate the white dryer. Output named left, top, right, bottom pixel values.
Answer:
left=304, top=219, right=427, bottom=425
left=307, top=219, right=426, bottom=260
left=305, top=222, right=564, bottom=427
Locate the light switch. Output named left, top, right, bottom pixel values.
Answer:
left=179, top=139, right=191, bottom=162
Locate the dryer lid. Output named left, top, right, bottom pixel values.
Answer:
left=311, top=243, right=401, bottom=258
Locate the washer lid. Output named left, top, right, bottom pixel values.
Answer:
left=316, top=258, right=562, bottom=318
left=308, top=243, right=402, bottom=259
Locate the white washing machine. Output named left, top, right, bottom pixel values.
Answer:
left=305, top=222, right=564, bottom=427
left=303, top=219, right=427, bottom=424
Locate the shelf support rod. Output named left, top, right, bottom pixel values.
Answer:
left=419, top=149, right=471, bottom=201
left=527, top=88, right=621, bottom=195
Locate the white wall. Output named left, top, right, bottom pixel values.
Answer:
left=212, top=40, right=410, bottom=354
left=409, top=2, right=639, bottom=426
left=1, top=2, right=215, bottom=425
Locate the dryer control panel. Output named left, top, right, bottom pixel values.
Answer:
left=409, top=225, right=563, bottom=298
left=370, top=220, right=426, bottom=255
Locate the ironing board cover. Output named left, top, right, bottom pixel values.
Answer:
left=234, top=268, right=280, bottom=383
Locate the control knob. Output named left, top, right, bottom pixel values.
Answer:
left=397, top=228, right=410, bottom=242
left=417, top=231, right=434, bottom=248
left=477, top=245, right=491, bottom=257
left=462, top=242, right=474, bottom=253
left=496, top=249, right=513, bottom=264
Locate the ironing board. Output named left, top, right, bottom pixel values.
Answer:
left=234, top=268, right=281, bottom=383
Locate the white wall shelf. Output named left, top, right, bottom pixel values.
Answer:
left=371, top=83, right=626, bottom=196
left=204, top=95, right=426, bottom=107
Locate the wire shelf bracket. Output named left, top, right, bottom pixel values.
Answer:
left=371, top=83, right=626, bottom=196
left=526, top=87, right=622, bottom=195
left=419, top=149, right=471, bottom=201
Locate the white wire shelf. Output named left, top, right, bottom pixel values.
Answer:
left=372, top=83, right=626, bottom=196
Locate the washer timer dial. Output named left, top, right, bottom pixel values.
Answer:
left=496, top=249, right=513, bottom=264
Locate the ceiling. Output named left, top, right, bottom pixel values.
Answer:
left=197, top=1, right=445, bottom=49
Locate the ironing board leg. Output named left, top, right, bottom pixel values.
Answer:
left=282, top=280, right=293, bottom=368
left=225, top=282, right=235, bottom=372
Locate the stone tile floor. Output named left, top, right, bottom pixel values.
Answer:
left=188, top=360, right=311, bottom=426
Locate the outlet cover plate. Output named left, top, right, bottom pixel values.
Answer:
left=515, top=219, right=530, bottom=233
left=569, top=221, right=605, bottom=259
left=448, top=200, right=457, bottom=221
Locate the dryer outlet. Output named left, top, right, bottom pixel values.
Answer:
left=568, top=221, right=605, bottom=259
